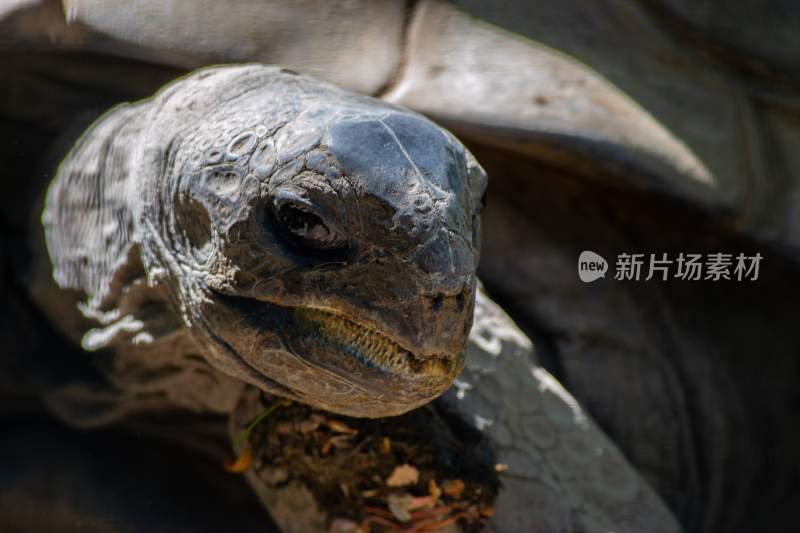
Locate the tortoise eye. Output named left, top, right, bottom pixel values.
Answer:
left=272, top=197, right=345, bottom=252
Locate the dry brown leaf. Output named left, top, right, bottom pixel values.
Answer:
left=386, top=463, right=419, bottom=487
left=321, top=438, right=334, bottom=455
left=275, top=421, right=294, bottom=435
left=494, top=463, right=509, bottom=472
left=299, top=419, right=320, bottom=433
left=428, top=479, right=442, bottom=500
left=441, top=479, right=465, bottom=499
left=327, top=419, right=357, bottom=434
left=223, top=444, right=253, bottom=473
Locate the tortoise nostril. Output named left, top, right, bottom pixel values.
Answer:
left=428, top=285, right=471, bottom=313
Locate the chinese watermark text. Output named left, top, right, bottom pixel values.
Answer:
left=579, top=251, right=762, bottom=282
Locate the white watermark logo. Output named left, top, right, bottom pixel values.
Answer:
left=578, top=250, right=608, bottom=282
left=579, top=252, right=763, bottom=282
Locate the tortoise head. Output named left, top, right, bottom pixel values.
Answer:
left=44, top=66, right=487, bottom=417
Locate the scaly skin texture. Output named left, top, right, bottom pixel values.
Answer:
left=40, top=65, right=487, bottom=420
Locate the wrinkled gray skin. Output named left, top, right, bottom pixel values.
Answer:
left=41, top=65, right=486, bottom=419
left=6, top=1, right=800, bottom=532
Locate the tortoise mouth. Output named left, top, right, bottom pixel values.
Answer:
left=290, top=306, right=462, bottom=380
left=209, top=290, right=464, bottom=383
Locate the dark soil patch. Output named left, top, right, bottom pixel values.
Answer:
left=234, top=392, right=500, bottom=532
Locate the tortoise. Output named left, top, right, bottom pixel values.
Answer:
left=1, top=1, right=799, bottom=532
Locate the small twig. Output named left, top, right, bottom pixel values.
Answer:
left=411, top=511, right=470, bottom=532
left=232, top=398, right=282, bottom=452
left=408, top=505, right=452, bottom=521
left=362, top=506, right=397, bottom=520
left=362, top=514, right=404, bottom=530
